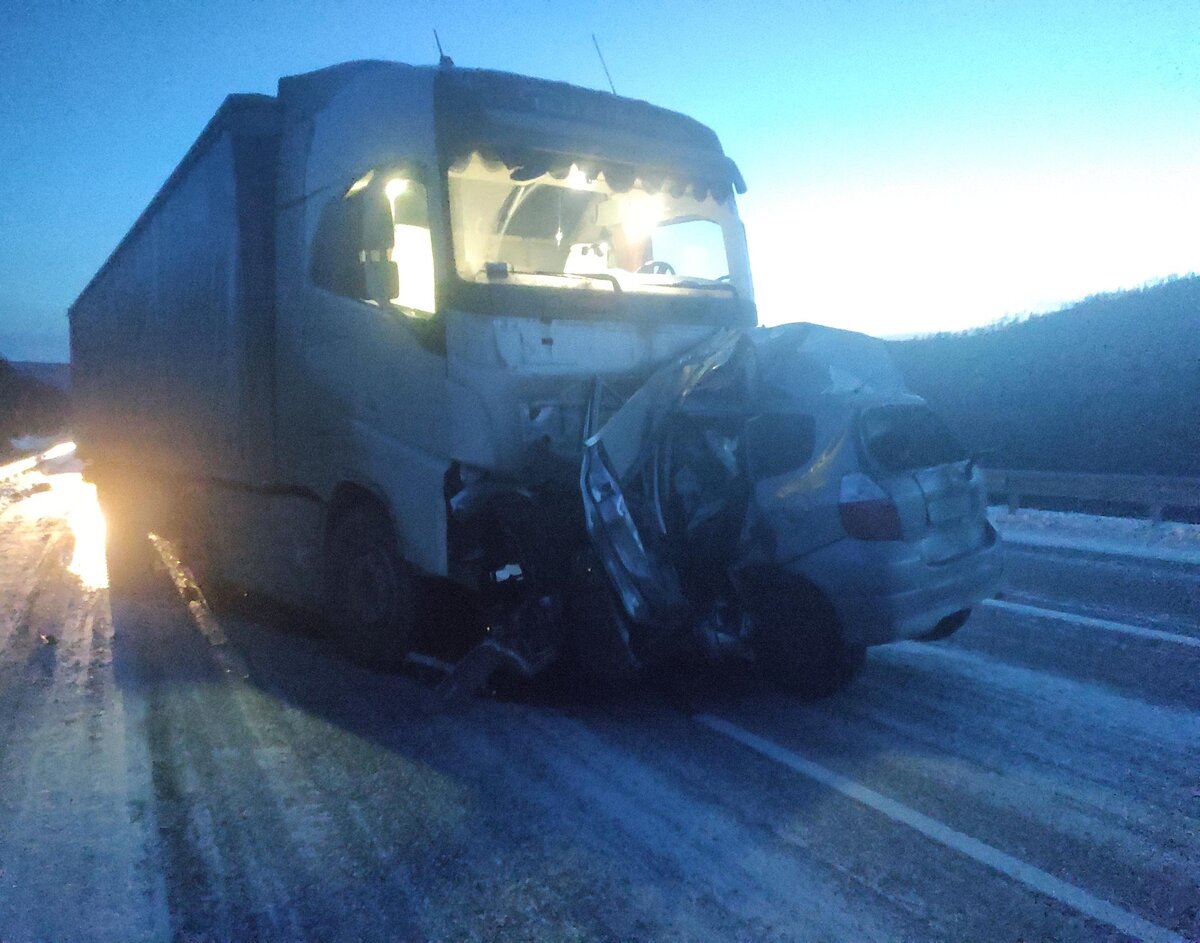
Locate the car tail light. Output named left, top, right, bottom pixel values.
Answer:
left=839, top=473, right=903, bottom=541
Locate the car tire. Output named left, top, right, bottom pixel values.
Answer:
left=764, top=632, right=866, bottom=701
left=326, top=502, right=415, bottom=671
left=743, top=571, right=865, bottom=700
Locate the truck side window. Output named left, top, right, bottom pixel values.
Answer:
left=384, top=176, right=436, bottom=317
left=311, top=169, right=437, bottom=318
left=311, top=191, right=367, bottom=299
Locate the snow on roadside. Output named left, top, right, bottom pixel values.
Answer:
left=9, top=434, right=59, bottom=454
left=0, top=439, right=75, bottom=484
left=989, top=505, right=1200, bottom=562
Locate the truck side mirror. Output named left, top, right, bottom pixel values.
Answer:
left=364, top=259, right=399, bottom=305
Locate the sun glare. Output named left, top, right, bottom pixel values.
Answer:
left=8, top=443, right=109, bottom=591
left=623, top=193, right=665, bottom=243
left=565, top=164, right=590, bottom=191
left=41, top=441, right=78, bottom=461
left=64, top=476, right=109, bottom=591
left=384, top=176, right=409, bottom=203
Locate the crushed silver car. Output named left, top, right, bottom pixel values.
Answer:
left=577, top=322, right=1004, bottom=696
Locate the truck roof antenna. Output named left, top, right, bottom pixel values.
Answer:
left=591, top=33, right=616, bottom=95
left=433, top=29, right=454, bottom=69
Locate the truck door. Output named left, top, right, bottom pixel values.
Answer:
left=303, top=167, right=451, bottom=462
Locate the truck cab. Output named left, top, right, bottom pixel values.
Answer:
left=173, top=61, right=755, bottom=671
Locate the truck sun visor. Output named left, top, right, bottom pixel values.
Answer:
left=448, top=147, right=742, bottom=203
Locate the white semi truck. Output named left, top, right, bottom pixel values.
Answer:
left=71, top=60, right=758, bottom=679
left=72, top=59, right=1000, bottom=693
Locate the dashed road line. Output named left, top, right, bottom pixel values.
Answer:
left=695, top=713, right=1188, bottom=943
left=983, top=597, right=1200, bottom=649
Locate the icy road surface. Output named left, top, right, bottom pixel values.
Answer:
left=0, top=451, right=1196, bottom=942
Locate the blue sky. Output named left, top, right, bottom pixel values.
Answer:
left=0, top=0, right=1196, bottom=359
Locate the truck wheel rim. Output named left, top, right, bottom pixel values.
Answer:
left=346, top=549, right=395, bottom=626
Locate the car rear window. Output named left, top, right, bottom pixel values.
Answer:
left=859, top=404, right=967, bottom=472
left=746, top=413, right=816, bottom=479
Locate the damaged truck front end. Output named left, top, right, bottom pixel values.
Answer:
left=451, top=318, right=994, bottom=700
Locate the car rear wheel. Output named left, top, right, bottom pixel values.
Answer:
left=762, top=632, right=866, bottom=701
left=326, top=502, right=414, bottom=671
left=742, top=571, right=865, bottom=700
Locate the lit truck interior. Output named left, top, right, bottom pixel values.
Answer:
left=447, top=152, right=751, bottom=297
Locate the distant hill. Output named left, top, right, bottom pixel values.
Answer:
left=889, top=276, right=1200, bottom=478
left=0, top=357, right=69, bottom=450
left=10, top=361, right=70, bottom=392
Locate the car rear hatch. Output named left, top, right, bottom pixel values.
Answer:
left=857, top=403, right=990, bottom=564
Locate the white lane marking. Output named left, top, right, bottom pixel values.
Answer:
left=983, top=598, right=1200, bottom=649
left=1000, top=530, right=1200, bottom=566
left=148, top=534, right=229, bottom=648
left=696, top=714, right=1188, bottom=943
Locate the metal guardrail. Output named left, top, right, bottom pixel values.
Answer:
left=984, top=469, right=1200, bottom=522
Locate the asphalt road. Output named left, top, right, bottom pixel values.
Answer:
left=0, top=455, right=1196, bottom=942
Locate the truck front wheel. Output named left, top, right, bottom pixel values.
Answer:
left=326, top=502, right=414, bottom=671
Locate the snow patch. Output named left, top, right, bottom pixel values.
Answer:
left=989, top=506, right=1200, bottom=564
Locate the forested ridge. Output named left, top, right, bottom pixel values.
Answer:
left=889, top=276, right=1199, bottom=477
left=2, top=277, right=1197, bottom=476
left=0, top=357, right=69, bottom=451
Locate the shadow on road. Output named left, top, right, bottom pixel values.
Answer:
left=103, top=528, right=1139, bottom=943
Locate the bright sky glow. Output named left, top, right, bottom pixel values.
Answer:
left=624, top=193, right=666, bottom=244
left=0, top=0, right=1196, bottom=354
left=744, top=160, right=1200, bottom=334
left=565, top=165, right=590, bottom=191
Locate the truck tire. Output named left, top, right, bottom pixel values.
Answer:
left=93, top=473, right=161, bottom=593
left=326, top=502, right=415, bottom=671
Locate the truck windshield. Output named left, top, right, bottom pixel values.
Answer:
left=447, top=152, right=752, bottom=299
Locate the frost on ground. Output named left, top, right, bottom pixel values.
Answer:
left=0, top=452, right=165, bottom=942
left=0, top=451, right=1197, bottom=941
left=989, top=505, right=1200, bottom=561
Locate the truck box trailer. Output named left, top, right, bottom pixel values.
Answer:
left=71, top=94, right=279, bottom=486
